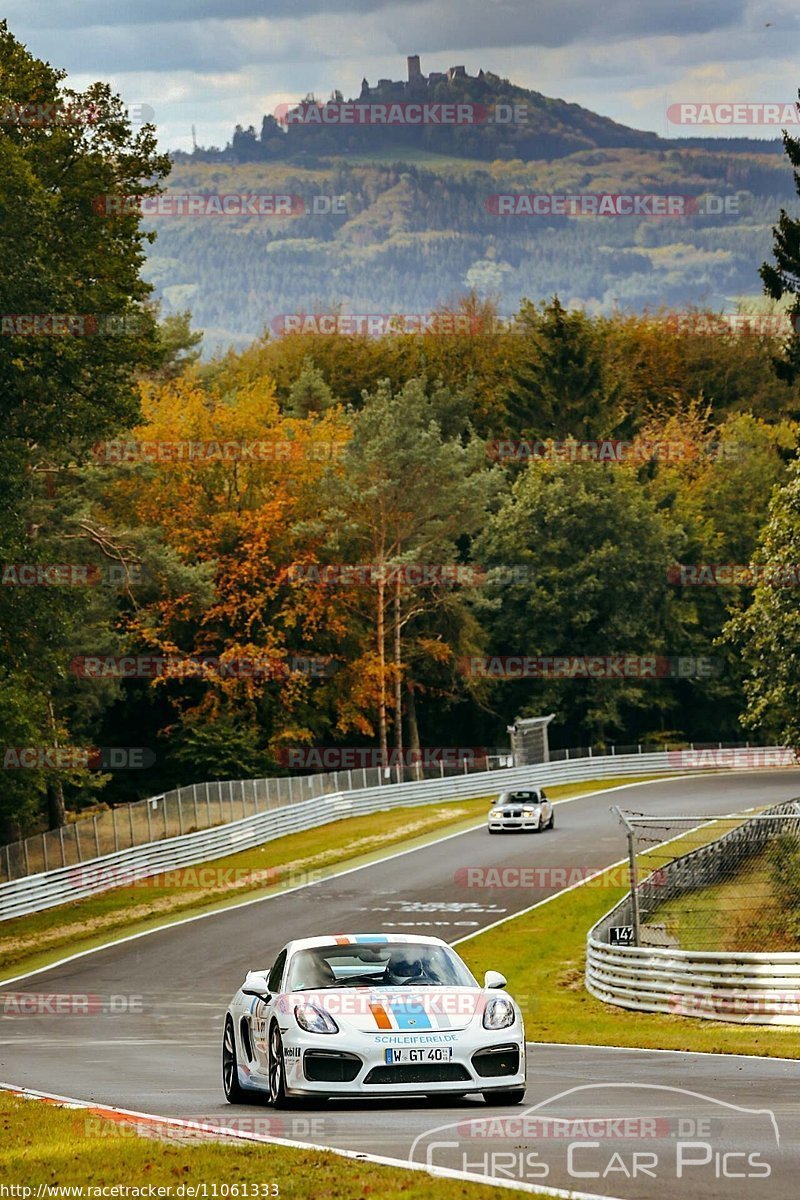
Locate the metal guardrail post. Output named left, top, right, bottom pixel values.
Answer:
left=74, top=822, right=82, bottom=862
left=612, top=806, right=641, bottom=946
left=128, top=803, right=135, bottom=847
left=93, top=816, right=100, bottom=857
left=42, top=833, right=48, bottom=873
left=178, top=794, right=185, bottom=836
left=146, top=800, right=153, bottom=842
left=58, top=826, right=65, bottom=867
left=112, top=806, right=119, bottom=853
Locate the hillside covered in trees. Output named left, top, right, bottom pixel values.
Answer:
left=4, top=23, right=800, bottom=843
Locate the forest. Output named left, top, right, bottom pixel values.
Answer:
left=3, top=23, right=800, bottom=841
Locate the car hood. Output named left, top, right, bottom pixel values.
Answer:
left=290, top=986, right=486, bottom=1033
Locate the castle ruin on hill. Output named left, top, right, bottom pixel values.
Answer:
left=359, top=56, right=484, bottom=100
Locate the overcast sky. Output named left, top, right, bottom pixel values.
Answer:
left=5, top=0, right=799, bottom=152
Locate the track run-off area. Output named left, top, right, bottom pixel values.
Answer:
left=2, top=770, right=800, bottom=1200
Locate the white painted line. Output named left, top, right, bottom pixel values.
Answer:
left=0, top=1081, right=625, bottom=1200
left=453, top=790, right=762, bottom=947
left=524, top=1040, right=800, bottom=1063
left=0, top=773, right=685, bottom=988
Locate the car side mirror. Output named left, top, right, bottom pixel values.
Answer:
left=242, top=972, right=272, bottom=1000
left=484, top=970, right=507, bottom=989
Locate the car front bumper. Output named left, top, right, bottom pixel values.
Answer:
left=279, top=1025, right=527, bottom=1097
left=488, top=817, right=541, bottom=831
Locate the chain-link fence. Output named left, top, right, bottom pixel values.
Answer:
left=0, top=737, right=774, bottom=885
left=0, top=749, right=520, bottom=884
left=607, top=801, right=800, bottom=952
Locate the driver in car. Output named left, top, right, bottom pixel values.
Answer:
left=384, top=953, right=440, bottom=984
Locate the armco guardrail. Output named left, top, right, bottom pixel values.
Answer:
left=0, top=747, right=749, bottom=923
left=586, top=800, right=800, bottom=1026
left=0, top=740, right=776, bottom=884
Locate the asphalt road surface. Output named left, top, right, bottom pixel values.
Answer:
left=2, top=771, right=800, bottom=1199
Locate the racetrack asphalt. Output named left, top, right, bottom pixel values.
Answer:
left=2, top=770, right=800, bottom=1199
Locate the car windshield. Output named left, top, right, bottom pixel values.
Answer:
left=285, top=942, right=478, bottom=990
left=501, top=791, right=540, bottom=803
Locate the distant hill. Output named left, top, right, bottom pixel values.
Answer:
left=173, top=56, right=783, bottom=166
left=142, top=144, right=795, bottom=357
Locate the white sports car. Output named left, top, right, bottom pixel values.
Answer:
left=223, top=933, right=526, bottom=1106
left=488, top=788, right=554, bottom=833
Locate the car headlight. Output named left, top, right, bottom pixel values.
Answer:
left=294, top=1002, right=339, bottom=1034
left=522, top=808, right=537, bottom=816
left=489, top=808, right=503, bottom=818
left=483, top=996, right=515, bottom=1030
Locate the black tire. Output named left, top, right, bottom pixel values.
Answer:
left=547, top=810, right=555, bottom=829
left=223, top=1015, right=250, bottom=1104
left=483, top=1088, right=526, bottom=1105
left=269, top=1021, right=292, bottom=1109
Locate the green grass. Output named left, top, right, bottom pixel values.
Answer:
left=0, top=1090, right=549, bottom=1197
left=651, top=847, right=799, bottom=952
left=459, top=822, right=800, bottom=1058
left=0, top=777, right=651, bottom=982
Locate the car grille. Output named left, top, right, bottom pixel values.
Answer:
left=503, top=810, right=522, bottom=818
left=364, top=1063, right=471, bottom=1085
left=472, top=1044, right=520, bottom=1078
left=304, top=1050, right=362, bottom=1083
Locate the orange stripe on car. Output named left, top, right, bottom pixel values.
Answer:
left=369, top=1002, right=392, bottom=1030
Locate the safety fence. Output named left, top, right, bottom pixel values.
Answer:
left=586, top=799, right=800, bottom=1025
left=0, top=745, right=772, bottom=922
left=0, top=740, right=774, bottom=884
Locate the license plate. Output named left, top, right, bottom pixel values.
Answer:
left=384, top=1047, right=454, bottom=1064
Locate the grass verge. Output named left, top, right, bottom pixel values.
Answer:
left=653, top=847, right=798, bottom=951
left=0, top=1090, right=549, bottom=1198
left=459, top=818, right=800, bottom=1057
left=0, top=777, right=653, bottom=983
